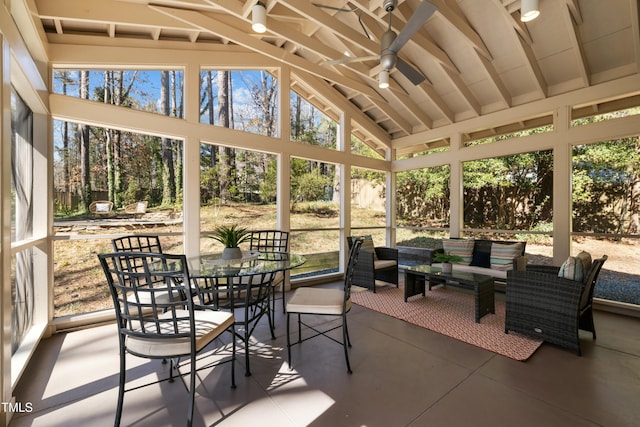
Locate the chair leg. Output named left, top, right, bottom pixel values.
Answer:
left=281, top=282, right=286, bottom=313
left=286, top=312, right=293, bottom=370
left=266, top=297, right=276, bottom=340
left=168, top=358, right=176, bottom=383
left=271, top=288, right=277, bottom=324
left=580, top=308, right=597, bottom=340
left=230, top=329, right=237, bottom=389
left=242, top=325, right=251, bottom=377
left=115, top=348, right=126, bottom=427
left=342, top=315, right=352, bottom=374
left=187, top=353, right=196, bottom=427
left=344, top=313, right=352, bottom=347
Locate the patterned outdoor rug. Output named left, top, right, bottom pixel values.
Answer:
left=351, top=285, right=543, bottom=361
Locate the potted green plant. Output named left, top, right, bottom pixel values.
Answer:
left=433, top=251, right=463, bottom=274
left=209, top=224, right=251, bottom=260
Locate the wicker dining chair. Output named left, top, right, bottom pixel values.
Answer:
left=505, top=254, right=607, bottom=355
left=98, top=252, right=236, bottom=427
left=286, top=238, right=362, bottom=373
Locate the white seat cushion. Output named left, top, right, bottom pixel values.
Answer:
left=286, top=287, right=349, bottom=315
left=373, top=259, right=396, bottom=270
left=127, top=288, right=182, bottom=305
left=126, top=309, right=234, bottom=357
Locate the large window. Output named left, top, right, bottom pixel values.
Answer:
left=351, top=134, right=383, bottom=159
left=53, top=121, right=184, bottom=317
left=199, top=143, right=277, bottom=252
left=53, top=69, right=184, bottom=117
left=351, top=167, right=386, bottom=243
left=463, top=151, right=553, bottom=232
left=11, top=90, right=34, bottom=353
left=395, top=166, right=450, bottom=247
left=200, top=69, right=278, bottom=137
left=290, top=91, right=337, bottom=150
left=572, top=137, right=640, bottom=305
left=290, top=157, right=340, bottom=277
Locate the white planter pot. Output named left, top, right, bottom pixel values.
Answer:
left=441, top=263, right=452, bottom=274
left=221, top=247, right=243, bottom=260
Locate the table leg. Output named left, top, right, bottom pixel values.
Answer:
left=474, top=279, right=495, bottom=323
left=404, top=271, right=425, bottom=302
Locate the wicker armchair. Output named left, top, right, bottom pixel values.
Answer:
left=347, top=235, right=398, bottom=293
left=505, top=255, right=607, bottom=356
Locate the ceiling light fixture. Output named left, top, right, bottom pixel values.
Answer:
left=378, top=70, right=390, bottom=89
left=520, top=0, right=540, bottom=22
left=252, top=2, right=267, bottom=33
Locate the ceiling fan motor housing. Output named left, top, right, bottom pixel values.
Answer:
left=380, top=30, right=398, bottom=70
left=383, top=0, right=397, bottom=12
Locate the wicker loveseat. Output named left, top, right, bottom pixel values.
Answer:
left=431, top=239, right=527, bottom=290
left=505, top=254, right=607, bottom=355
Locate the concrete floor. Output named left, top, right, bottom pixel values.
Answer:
left=9, top=281, right=640, bottom=427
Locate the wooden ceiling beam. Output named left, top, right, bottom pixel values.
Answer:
left=36, top=0, right=203, bottom=29
left=385, top=81, right=434, bottom=130
left=515, top=32, right=548, bottom=99
left=565, top=0, right=583, bottom=25
left=491, top=0, right=545, bottom=102
left=206, top=0, right=410, bottom=130
left=562, top=3, right=589, bottom=88
left=430, top=0, right=493, bottom=60
left=150, top=5, right=385, bottom=101
left=277, top=0, right=379, bottom=56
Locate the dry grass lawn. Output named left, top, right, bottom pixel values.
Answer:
left=52, top=202, right=638, bottom=317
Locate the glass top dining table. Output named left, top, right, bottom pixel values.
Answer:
left=187, top=250, right=305, bottom=279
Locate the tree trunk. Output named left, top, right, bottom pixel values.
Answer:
left=161, top=70, right=176, bottom=205
left=627, top=138, right=640, bottom=234
left=79, top=70, right=91, bottom=211
left=61, top=72, right=71, bottom=210
left=171, top=71, right=183, bottom=196
left=218, top=70, right=233, bottom=204
left=293, top=94, right=302, bottom=140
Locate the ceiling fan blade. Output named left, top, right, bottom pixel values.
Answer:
left=324, top=55, right=378, bottom=66
left=396, top=58, right=427, bottom=85
left=389, top=1, right=437, bottom=54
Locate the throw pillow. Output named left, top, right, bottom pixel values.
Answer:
left=95, top=202, right=110, bottom=213
left=576, top=251, right=592, bottom=273
left=442, top=239, right=474, bottom=265
left=490, top=242, right=523, bottom=271
left=558, top=256, right=585, bottom=281
left=470, top=251, right=491, bottom=268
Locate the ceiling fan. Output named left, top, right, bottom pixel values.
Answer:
left=321, top=0, right=437, bottom=88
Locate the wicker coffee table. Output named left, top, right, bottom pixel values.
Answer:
left=404, top=265, right=495, bottom=323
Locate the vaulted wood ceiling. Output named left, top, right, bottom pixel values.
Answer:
left=32, top=0, right=640, bottom=155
